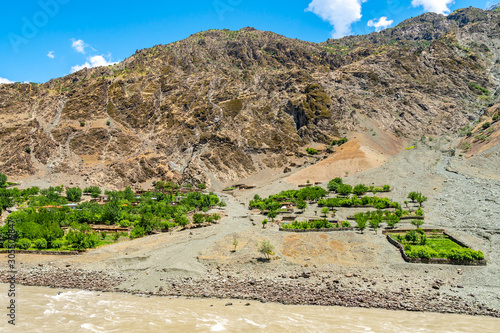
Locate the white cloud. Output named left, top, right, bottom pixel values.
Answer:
left=71, top=39, right=87, bottom=54
left=306, top=0, right=365, bottom=38
left=411, top=0, right=454, bottom=15
left=71, top=55, right=119, bottom=73
left=0, top=77, right=14, bottom=84
left=367, top=16, right=394, bottom=32
left=47, top=51, right=55, bottom=59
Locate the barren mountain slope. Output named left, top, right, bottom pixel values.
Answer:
left=1, top=7, right=499, bottom=188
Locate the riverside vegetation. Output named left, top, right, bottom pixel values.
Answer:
left=0, top=174, right=224, bottom=251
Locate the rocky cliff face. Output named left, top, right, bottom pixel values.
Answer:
left=1, top=7, right=499, bottom=188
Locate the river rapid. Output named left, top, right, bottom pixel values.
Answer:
left=1, top=284, right=499, bottom=332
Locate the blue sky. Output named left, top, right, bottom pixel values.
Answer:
left=0, top=0, right=493, bottom=83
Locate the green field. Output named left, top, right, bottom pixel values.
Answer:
left=390, top=231, right=484, bottom=261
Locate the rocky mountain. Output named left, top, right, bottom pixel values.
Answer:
left=0, top=7, right=499, bottom=188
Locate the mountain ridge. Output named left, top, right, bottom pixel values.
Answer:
left=0, top=6, right=499, bottom=189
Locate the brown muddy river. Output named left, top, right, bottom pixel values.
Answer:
left=1, top=284, right=499, bottom=332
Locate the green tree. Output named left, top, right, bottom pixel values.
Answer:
left=369, top=215, right=382, bottom=234
left=327, top=177, right=343, bottom=192
left=103, top=201, right=120, bottom=225
left=34, top=238, right=47, bottom=249
left=175, top=214, right=189, bottom=227
left=193, top=213, right=204, bottom=224
left=321, top=207, right=330, bottom=217
left=411, top=219, right=424, bottom=229
left=337, top=184, right=352, bottom=195
left=354, top=212, right=368, bottom=234
left=130, top=226, right=145, bottom=239
left=258, top=240, right=274, bottom=260
left=84, top=186, right=102, bottom=198
left=66, top=187, right=83, bottom=202
left=416, top=194, right=428, bottom=207
left=197, top=183, right=207, bottom=190
left=352, top=184, right=368, bottom=195
left=296, top=199, right=307, bottom=212
left=16, top=238, right=32, bottom=250
left=0, top=173, right=7, bottom=188
left=386, top=214, right=400, bottom=228
left=408, top=191, right=419, bottom=203
left=261, top=218, right=268, bottom=229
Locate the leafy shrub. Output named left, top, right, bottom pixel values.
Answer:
left=341, top=221, right=351, bottom=228
left=258, top=240, right=274, bottom=260
left=331, top=137, right=348, bottom=146
left=25, top=147, right=31, bottom=154
left=352, top=184, right=368, bottom=195
left=446, top=248, right=484, bottom=261
left=406, top=246, right=437, bottom=259
left=51, top=239, right=64, bottom=249
left=193, top=213, right=204, bottom=224
left=66, top=230, right=98, bottom=250
left=493, top=114, right=499, bottom=122
left=405, top=230, right=419, bottom=243
left=130, top=226, right=145, bottom=239
left=337, top=184, right=352, bottom=195
left=327, top=177, right=343, bottom=192
left=119, top=219, right=132, bottom=227
left=175, top=215, right=189, bottom=227
left=84, top=186, right=102, bottom=198
left=197, top=183, right=207, bottom=189
left=305, top=148, right=319, bottom=155
left=80, top=121, right=85, bottom=127
left=383, top=185, right=390, bottom=191
left=16, top=238, right=31, bottom=250
left=34, top=238, right=47, bottom=249
left=482, top=122, right=491, bottom=130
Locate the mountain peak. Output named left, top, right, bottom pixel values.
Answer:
left=487, top=3, right=500, bottom=11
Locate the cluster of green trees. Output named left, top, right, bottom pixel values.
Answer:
left=318, top=195, right=397, bottom=209
left=327, top=178, right=390, bottom=195
left=83, top=186, right=102, bottom=198
left=407, top=191, right=428, bottom=207
left=282, top=219, right=350, bottom=230
left=249, top=186, right=328, bottom=212
left=354, top=210, right=402, bottom=232
left=0, top=177, right=224, bottom=250
left=393, top=230, right=484, bottom=261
